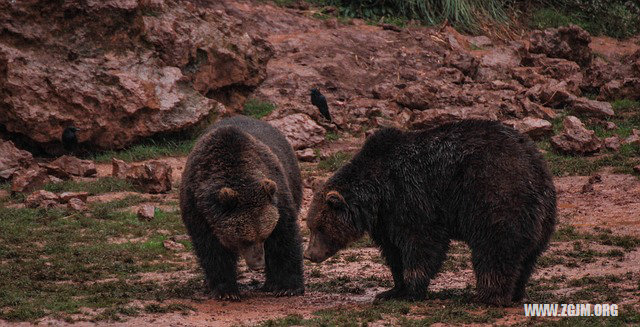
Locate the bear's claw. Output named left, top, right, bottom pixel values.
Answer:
left=213, top=290, right=241, bottom=301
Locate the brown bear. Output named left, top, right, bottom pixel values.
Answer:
left=180, top=116, right=304, bottom=300
left=304, top=120, right=556, bottom=306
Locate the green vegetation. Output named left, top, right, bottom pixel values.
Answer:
left=0, top=198, right=199, bottom=322
left=529, top=0, right=640, bottom=39
left=279, top=0, right=640, bottom=38
left=324, top=131, right=340, bottom=142
left=317, top=151, right=352, bottom=172
left=43, top=177, right=135, bottom=194
left=93, top=139, right=196, bottom=163
left=243, top=98, right=276, bottom=119
left=308, top=0, right=512, bottom=33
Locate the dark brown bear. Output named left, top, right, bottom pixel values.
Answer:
left=304, top=120, right=556, bottom=306
left=180, top=116, right=304, bottom=300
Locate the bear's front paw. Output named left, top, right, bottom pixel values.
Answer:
left=374, top=287, right=407, bottom=301
left=213, top=287, right=241, bottom=301
left=261, top=283, right=304, bottom=297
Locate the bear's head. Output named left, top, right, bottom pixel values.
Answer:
left=304, top=189, right=364, bottom=263
left=211, top=178, right=279, bottom=271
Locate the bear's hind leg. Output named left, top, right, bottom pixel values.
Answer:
left=187, top=218, right=240, bottom=300
left=375, top=242, right=407, bottom=300
left=471, top=243, right=520, bottom=306
left=512, top=244, right=546, bottom=303
left=262, top=210, right=305, bottom=296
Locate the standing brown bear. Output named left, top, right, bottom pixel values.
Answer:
left=305, top=120, right=556, bottom=306
left=180, top=116, right=304, bottom=300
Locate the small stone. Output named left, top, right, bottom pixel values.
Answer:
left=163, top=240, right=185, bottom=251
left=68, top=198, right=87, bottom=211
left=11, top=166, right=51, bottom=193
left=137, top=204, right=155, bottom=221
left=604, top=136, right=621, bottom=151
left=550, top=116, right=602, bottom=154
left=624, top=129, right=640, bottom=145
left=634, top=165, right=640, bottom=174
left=296, top=148, right=316, bottom=162
left=112, top=159, right=172, bottom=193
left=503, top=117, right=552, bottom=140
left=25, top=190, right=60, bottom=208
left=59, top=191, right=90, bottom=203
left=171, top=235, right=190, bottom=242
left=268, top=114, right=326, bottom=150
left=44, top=155, right=97, bottom=178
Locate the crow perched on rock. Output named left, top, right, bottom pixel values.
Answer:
left=62, top=126, right=79, bottom=152
left=310, top=88, right=331, bottom=122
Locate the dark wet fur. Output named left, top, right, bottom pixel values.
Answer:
left=180, top=116, right=304, bottom=300
left=308, top=119, right=556, bottom=305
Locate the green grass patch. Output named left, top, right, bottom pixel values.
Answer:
left=324, top=131, right=340, bottom=142
left=528, top=1, right=640, bottom=39
left=611, top=99, right=640, bottom=113
left=243, top=98, right=276, bottom=119
left=308, top=0, right=512, bottom=34
left=0, top=199, right=198, bottom=322
left=43, top=177, right=135, bottom=194
left=317, top=151, right=352, bottom=172
left=93, top=139, right=195, bottom=163
left=553, top=225, right=640, bottom=251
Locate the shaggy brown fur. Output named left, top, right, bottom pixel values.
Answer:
left=305, top=120, right=556, bottom=306
left=180, top=116, right=304, bottom=300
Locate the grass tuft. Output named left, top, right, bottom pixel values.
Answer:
left=243, top=98, right=276, bottom=119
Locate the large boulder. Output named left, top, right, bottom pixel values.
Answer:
left=529, top=25, right=592, bottom=67
left=0, top=0, right=272, bottom=150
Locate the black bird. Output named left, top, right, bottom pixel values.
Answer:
left=62, top=126, right=79, bottom=152
left=310, top=88, right=331, bottom=122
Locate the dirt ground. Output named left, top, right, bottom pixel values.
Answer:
left=7, top=149, right=632, bottom=326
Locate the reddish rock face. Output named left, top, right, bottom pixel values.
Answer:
left=551, top=116, right=602, bottom=155
left=111, top=159, right=172, bottom=193
left=0, top=0, right=271, bottom=150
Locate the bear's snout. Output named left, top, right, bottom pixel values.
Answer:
left=239, top=243, right=265, bottom=271
left=304, top=234, right=331, bottom=263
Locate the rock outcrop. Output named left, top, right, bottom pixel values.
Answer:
left=529, top=25, right=592, bottom=67
left=0, top=0, right=272, bottom=150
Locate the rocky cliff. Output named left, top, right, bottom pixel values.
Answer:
left=0, top=0, right=272, bottom=150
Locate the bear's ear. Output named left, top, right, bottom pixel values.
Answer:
left=325, top=190, right=346, bottom=209
left=217, top=187, right=238, bottom=205
left=259, top=179, right=277, bottom=199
